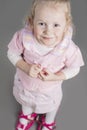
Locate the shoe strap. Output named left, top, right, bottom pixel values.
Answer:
left=19, top=112, right=37, bottom=121
left=42, top=122, right=56, bottom=130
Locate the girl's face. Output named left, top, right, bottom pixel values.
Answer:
left=32, top=3, right=67, bottom=47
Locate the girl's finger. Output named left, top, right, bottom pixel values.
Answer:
left=38, top=73, right=44, bottom=80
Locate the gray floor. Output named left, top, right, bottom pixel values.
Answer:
left=0, top=0, right=87, bottom=130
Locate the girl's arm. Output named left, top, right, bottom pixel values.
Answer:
left=7, top=50, right=30, bottom=74
left=39, top=67, right=80, bottom=81
left=54, top=67, right=80, bottom=81
left=15, top=59, right=30, bottom=75
left=7, top=50, right=41, bottom=77
left=60, top=67, right=80, bottom=80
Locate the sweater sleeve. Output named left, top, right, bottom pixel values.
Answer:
left=65, top=41, right=84, bottom=68
left=61, top=67, right=80, bottom=80
left=61, top=40, right=84, bottom=80
left=7, top=50, right=22, bottom=66
left=7, top=30, right=24, bottom=65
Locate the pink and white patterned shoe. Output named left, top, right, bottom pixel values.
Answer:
left=37, top=114, right=56, bottom=130
left=16, top=111, right=37, bottom=130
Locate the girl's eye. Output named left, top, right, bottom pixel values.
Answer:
left=39, top=22, right=45, bottom=26
left=54, top=24, right=60, bottom=27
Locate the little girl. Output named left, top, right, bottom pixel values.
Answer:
left=7, top=0, right=84, bottom=130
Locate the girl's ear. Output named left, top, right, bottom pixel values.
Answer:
left=64, top=25, right=73, bottom=39
left=29, top=18, right=34, bottom=29
left=62, top=25, right=68, bottom=39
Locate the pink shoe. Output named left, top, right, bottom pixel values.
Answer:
left=16, top=111, right=37, bottom=130
left=37, top=114, right=56, bottom=130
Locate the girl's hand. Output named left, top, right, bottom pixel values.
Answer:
left=38, top=69, right=58, bottom=81
left=39, top=69, right=66, bottom=81
left=16, top=59, right=42, bottom=78
left=28, top=64, right=42, bottom=78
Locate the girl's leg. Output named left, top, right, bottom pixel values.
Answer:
left=17, top=106, right=35, bottom=130
left=19, top=106, right=33, bottom=126
left=22, top=105, right=33, bottom=115
left=42, top=108, right=58, bottom=130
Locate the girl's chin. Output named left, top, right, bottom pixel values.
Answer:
left=41, top=42, right=58, bottom=47
left=40, top=40, right=55, bottom=46
left=41, top=43, right=53, bottom=47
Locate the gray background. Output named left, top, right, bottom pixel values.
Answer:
left=0, top=0, right=87, bottom=130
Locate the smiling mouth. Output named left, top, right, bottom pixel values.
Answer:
left=42, top=36, right=54, bottom=40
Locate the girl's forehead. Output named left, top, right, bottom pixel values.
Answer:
left=34, top=3, right=67, bottom=21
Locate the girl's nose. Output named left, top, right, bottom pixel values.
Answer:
left=44, top=26, right=53, bottom=35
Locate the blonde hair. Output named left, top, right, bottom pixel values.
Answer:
left=25, top=0, right=73, bottom=29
